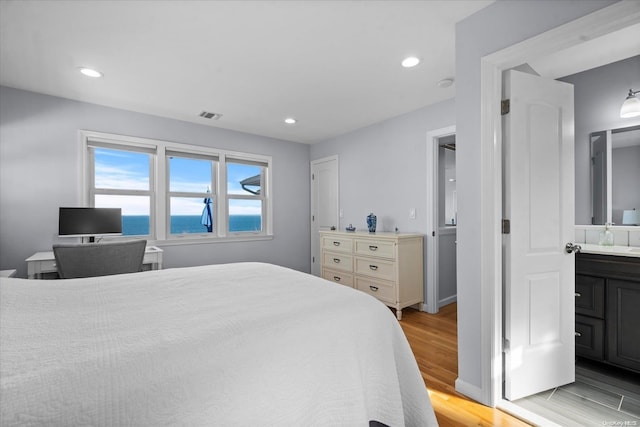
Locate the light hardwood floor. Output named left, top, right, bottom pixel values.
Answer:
left=400, top=304, right=531, bottom=426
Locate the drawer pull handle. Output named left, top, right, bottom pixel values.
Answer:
left=333, top=241, right=340, bottom=246
left=369, top=265, right=378, bottom=271
left=369, top=245, right=378, bottom=251
left=333, top=276, right=341, bottom=282
left=575, top=331, right=582, bottom=337
left=333, top=258, right=341, bottom=263
left=369, top=286, right=378, bottom=292
left=575, top=292, right=581, bottom=297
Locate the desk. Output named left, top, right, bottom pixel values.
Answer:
left=0, top=269, right=17, bottom=278
left=26, top=246, right=163, bottom=279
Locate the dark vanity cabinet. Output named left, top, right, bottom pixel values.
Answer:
left=575, top=274, right=605, bottom=360
left=575, top=253, right=640, bottom=373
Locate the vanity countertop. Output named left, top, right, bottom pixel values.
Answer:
left=579, top=243, right=640, bottom=258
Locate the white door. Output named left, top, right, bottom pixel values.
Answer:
left=310, top=156, right=338, bottom=276
left=503, top=70, right=576, bottom=400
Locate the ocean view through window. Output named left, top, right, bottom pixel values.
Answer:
left=120, top=214, right=261, bottom=235
left=84, top=131, right=272, bottom=241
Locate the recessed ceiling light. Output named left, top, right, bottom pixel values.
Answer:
left=401, top=57, right=420, bottom=68
left=437, top=78, right=454, bottom=88
left=284, top=117, right=297, bottom=125
left=79, top=67, right=103, bottom=78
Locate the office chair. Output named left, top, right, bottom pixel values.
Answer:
left=53, top=240, right=146, bottom=279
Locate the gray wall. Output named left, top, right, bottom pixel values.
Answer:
left=310, top=98, right=456, bottom=307
left=0, top=86, right=311, bottom=278
left=455, top=0, right=617, bottom=402
left=559, top=55, right=640, bottom=224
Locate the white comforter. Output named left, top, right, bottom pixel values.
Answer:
left=1, top=262, right=437, bottom=426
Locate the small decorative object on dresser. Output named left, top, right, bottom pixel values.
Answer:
left=366, top=213, right=377, bottom=233
left=320, top=230, right=423, bottom=320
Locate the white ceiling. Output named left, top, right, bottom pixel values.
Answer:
left=0, top=0, right=493, bottom=144
left=2, top=1, right=638, bottom=145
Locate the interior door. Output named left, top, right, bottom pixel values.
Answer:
left=503, top=70, right=575, bottom=400
left=310, top=156, right=338, bottom=276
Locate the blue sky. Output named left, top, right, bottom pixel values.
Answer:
left=94, top=148, right=261, bottom=216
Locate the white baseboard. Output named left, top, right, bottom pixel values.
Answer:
left=454, top=378, right=484, bottom=403
left=439, top=294, right=457, bottom=308
left=422, top=295, right=457, bottom=314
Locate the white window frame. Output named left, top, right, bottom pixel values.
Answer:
left=84, top=134, right=157, bottom=239
left=80, top=130, right=273, bottom=244
left=225, top=156, right=269, bottom=236
left=165, top=149, right=219, bottom=240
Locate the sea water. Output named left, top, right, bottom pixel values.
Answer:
left=122, top=215, right=261, bottom=235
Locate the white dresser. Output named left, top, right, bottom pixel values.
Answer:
left=320, top=230, right=423, bottom=320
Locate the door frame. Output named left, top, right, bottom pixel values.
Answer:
left=425, top=125, right=456, bottom=314
left=475, top=2, right=640, bottom=409
left=310, top=155, right=339, bottom=276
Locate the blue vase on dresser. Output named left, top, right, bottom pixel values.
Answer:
left=366, top=213, right=377, bottom=233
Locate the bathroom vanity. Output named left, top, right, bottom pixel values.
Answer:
left=575, top=245, right=640, bottom=373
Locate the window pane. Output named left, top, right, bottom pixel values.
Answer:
left=229, top=199, right=262, bottom=232
left=227, top=163, right=262, bottom=195
left=170, top=197, right=214, bottom=234
left=94, top=147, right=150, bottom=190
left=95, top=195, right=150, bottom=236
left=169, top=157, right=213, bottom=193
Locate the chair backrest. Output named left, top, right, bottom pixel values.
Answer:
left=53, top=240, right=147, bottom=279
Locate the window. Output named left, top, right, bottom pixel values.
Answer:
left=226, top=159, right=267, bottom=234
left=167, top=151, right=217, bottom=236
left=83, top=131, right=271, bottom=242
left=88, top=143, right=154, bottom=237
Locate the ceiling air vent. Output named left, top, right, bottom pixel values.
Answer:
left=199, top=111, right=222, bottom=120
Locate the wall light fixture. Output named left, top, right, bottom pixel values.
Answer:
left=620, top=89, right=640, bottom=118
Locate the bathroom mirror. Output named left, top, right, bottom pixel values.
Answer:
left=438, top=136, right=456, bottom=226
left=590, top=125, right=640, bottom=225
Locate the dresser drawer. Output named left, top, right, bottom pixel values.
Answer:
left=355, top=277, right=396, bottom=304
left=322, top=252, right=353, bottom=272
left=354, top=239, right=395, bottom=259
left=575, top=314, right=604, bottom=360
left=354, top=257, right=395, bottom=281
left=321, top=236, right=353, bottom=254
left=575, top=275, right=605, bottom=319
left=322, top=269, right=354, bottom=287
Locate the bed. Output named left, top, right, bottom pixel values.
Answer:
left=0, top=262, right=437, bottom=426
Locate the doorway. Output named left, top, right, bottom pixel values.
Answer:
left=425, top=126, right=457, bottom=314
left=310, top=155, right=339, bottom=276
left=476, top=1, right=639, bottom=419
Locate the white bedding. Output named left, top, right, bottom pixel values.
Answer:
left=1, top=262, right=437, bottom=426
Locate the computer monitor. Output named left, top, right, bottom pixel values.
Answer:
left=58, top=207, right=122, bottom=241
